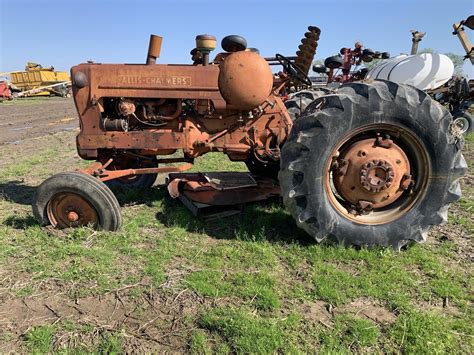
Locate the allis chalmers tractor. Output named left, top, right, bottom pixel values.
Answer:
left=33, top=27, right=466, bottom=249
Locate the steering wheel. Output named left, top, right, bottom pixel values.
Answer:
left=275, top=53, right=312, bottom=87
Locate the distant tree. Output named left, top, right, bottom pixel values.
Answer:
left=419, top=48, right=434, bottom=54
left=444, top=53, right=465, bottom=75
left=363, top=58, right=382, bottom=70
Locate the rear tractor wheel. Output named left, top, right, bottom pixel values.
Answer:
left=279, top=81, right=466, bottom=249
left=285, top=88, right=331, bottom=120
left=33, top=172, right=122, bottom=231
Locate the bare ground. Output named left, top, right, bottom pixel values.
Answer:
left=0, top=98, right=77, bottom=146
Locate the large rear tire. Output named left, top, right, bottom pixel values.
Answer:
left=285, top=88, right=330, bottom=120
left=279, top=80, right=466, bottom=249
left=33, top=172, right=122, bottom=231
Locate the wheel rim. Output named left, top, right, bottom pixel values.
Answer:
left=324, top=124, right=430, bottom=225
left=453, top=116, right=469, bottom=134
left=47, top=192, right=99, bottom=228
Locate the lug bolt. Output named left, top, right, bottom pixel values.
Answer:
left=336, top=159, right=349, bottom=176
left=356, top=200, right=374, bottom=215
left=400, top=174, right=413, bottom=191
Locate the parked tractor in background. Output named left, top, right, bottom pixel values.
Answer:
left=33, top=26, right=466, bottom=249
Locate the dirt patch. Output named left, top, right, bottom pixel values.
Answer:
left=0, top=260, right=210, bottom=352
left=413, top=299, right=464, bottom=318
left=291, top=297, right=397, bottom=329
left=0, top=282, right=208, bottom=352
left=428, top=224, right=474, bottom=265
left=334, top=297, right=397, bottom=325
left=0, top=98, right=77, bottom=146
left=294, top=300, right=333, bottom=327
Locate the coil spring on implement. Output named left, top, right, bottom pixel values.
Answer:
left=294, top=26, right=321, bottom=76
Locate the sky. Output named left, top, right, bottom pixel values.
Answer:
left=1, top=0, right=473, bottom=77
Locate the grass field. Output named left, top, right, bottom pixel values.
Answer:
left=0, top=130, right=472, bottom=353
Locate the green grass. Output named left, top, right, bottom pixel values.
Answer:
left=0, top=148, right=59, bottom=179
left=388, top=309, right=472, bottom=353
left=23, top=325, right=55, bottom=353
left=198, top=307, right=297, bottom=353
left=0, top=132, right=472, bottom=352
left=320, top=314, right=381, bottom=352
left=22, top=323, right=123, bottom=354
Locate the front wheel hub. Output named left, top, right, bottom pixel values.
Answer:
left=47, top=192, right=99, bottom=228
left=333, top=137, right=410, bottom=209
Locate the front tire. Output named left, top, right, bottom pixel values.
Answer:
left=33, top=172, right=122, bottom=231
left=279, top=80, right=466, bottom=249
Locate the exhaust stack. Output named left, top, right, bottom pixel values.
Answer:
left=146, top=35, right=163, bottom=65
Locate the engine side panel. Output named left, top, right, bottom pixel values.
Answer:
left=71, top=63, right=291, bottom=161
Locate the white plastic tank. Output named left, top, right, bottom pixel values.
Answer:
left=366, top=53, right=454, bottom=91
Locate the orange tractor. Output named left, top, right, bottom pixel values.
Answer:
left=33, top=27, right=466, bottom=249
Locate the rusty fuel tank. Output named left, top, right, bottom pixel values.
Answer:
left=218, top=51, right=273, bottom=111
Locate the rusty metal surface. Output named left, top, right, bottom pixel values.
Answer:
left=294, top=26, right=321, bottom=75
left=72, top=63, right=225, bottom=108
left=47, top=192, right=98, bottom=228
left=79, top=160, right=192, bottom=182
left=453, top=22, right=474, bottom=65
left=97, top=164, right=193, bottom=182
left=218, top=51, right=273, bottom=110
left=410, top=30, right=425, bottom=55
left=202, top=172, right=257, bottom=190
left=333, top=137, right=410, bottom=209
left=75, top=93, right=290, bottom=160
left=72, top=61, right=290, bottom=159
left=167, top=172, right=280, bottom=206
left=70, top=30, right=307, bottom=186
left=146, top=35, right=163, bottom=65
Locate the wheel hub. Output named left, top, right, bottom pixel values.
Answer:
left=47, top=192, right=98, bottom=228
left=453, top=116, right=469, bottom=134
left=359, top=159, right=394, bottom=192
left=67, top=210, right=80, bottom=222
left=333, top=136, right=411, bottom=209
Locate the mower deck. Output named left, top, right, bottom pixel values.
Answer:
left=166, top=172, right=280, bottom=217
